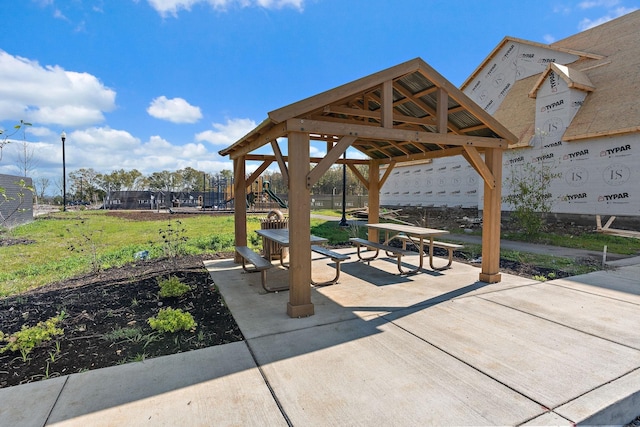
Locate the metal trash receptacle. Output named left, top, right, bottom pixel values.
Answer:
left=260, top=210, right=289, bottom=260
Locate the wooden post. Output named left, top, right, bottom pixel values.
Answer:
left=286, top=131, right=314, bottom=318
left=479, top=148, right=503, bottom=283
left=233, top=156, right=246, bottom=264
left=368, top=160, right=380, bottom=242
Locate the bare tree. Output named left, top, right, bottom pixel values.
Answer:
left=14, top=140, right=39, bottom=177
left=34, top=177, right=50, bottom=203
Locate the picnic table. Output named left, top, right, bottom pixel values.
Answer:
left=350, top=223, right=457, bottom=274
left=243, top=229, right=349, bottom=290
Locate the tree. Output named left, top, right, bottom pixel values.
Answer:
left=14, top=140, right=39, bottom=177
left=0, top=120, right=31, bottom=163
left=503, top=156, right=559, bottom=237
left=68, top=168, right=102, bottom=203
left=33, top=177, right=50, bottom=204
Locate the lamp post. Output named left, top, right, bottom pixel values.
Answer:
left=339, top=151, right=348, bottom=227
left=60, top=131, right=66, bottom=212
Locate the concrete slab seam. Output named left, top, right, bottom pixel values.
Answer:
left=475, top=295, right=640, bottom=352
left=43, top=375, right=69, bottom=426
left=381, top=311, right=550, bottom=425
left=546, top=281, right=640, bottom=307
left=552, top=367, right=640, bottom=424
left=244, top=339, right=293, bottom=427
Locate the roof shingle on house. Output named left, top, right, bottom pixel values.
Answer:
left=467, top=10, right=640, bottom=146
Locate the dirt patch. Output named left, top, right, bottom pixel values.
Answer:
left=0, top=254, right=242, bottom=388
left=0, top=238, right=36, bottom=247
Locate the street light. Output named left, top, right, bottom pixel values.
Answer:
left=339, top=151, right=348, bottom=227
left=60, top=131, right=66, bottom=212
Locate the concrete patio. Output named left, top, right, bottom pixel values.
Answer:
left=0, top=249, right=638, bottom=426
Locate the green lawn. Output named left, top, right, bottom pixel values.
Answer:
left=2, top=210, right=637, bottom=297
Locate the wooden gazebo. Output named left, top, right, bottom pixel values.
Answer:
left=219, top=58, right=518, bottom=318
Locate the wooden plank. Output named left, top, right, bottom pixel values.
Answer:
left=463, top=146, right=496, bottom=189
left=347, top=163, right=368, bottom=190
left=603, top=216, right=616, bottom=229
left=436, top=87, right=448, bottom=134
left=378, top=160, right=396, bottom=188
left=224, top=119, right=287, bottom=160
left=368, top=160, right=380, bottom=242
left=244, top=154, right=371, bottom=165
left=382, top=80, right=393, bottom=128
left=246, top=160, right=272, bottom=189
left=286, top=118, right=508, bottom=149
left=271, top=139, right=289, bottom=187
left=323, top=105, right=437, bottom=126
left=306, top=135, right=356, bottom=188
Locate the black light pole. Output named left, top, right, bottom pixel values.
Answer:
left=60, top=131, right=67, bottom=211
left=339, top=151, right=348, bottom=227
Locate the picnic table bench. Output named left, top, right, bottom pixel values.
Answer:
left=310, top=245, right=350, bottom=286
left=235, top=246, right=286, bottom=292
left=349, top=237, right=412, bottom=274
left=396, top=235, right=464, bottom=270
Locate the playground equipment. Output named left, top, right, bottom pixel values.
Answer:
left=263, top=181, right=288, bottom=208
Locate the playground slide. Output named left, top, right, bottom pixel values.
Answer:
left=263, top=181, right=288, bottom=208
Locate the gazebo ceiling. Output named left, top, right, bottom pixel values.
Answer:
left=219, top=57, right=518, bottom=162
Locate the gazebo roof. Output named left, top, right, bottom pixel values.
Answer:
left=219, top=57, right=517, bottom=162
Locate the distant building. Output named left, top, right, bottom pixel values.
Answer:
left=381, top=11, right=640, bottom=217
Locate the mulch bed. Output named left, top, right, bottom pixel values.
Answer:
left=0, top=254, right=242, bottom=388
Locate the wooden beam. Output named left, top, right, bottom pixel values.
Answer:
left=479, top=148, right=503, bottom=283
left=271, top=139, right=289, bottom=187
left=382, top=80, right=393, bottom=128
left=233, top=157, right=247, bottom=264
left=368, top=160, right=381, bottom=242
left=347, top=163, right=369, bottom=190
left=244, top=153, right=372, bottom=165
left=322, top=106, right=438, bottom=127
left=245, top=160, right=272, bottom=188
left=462, top=146, right=495, bottom=189
left=286, top=132, right=314, bottom=318
left=396, top=146, right=466, bottom=164
left=228, top=121, right=287, bottom=160
left=393, top=83, right=461, bottom=135
left=437, top=87, right=448, bottom=134
left=286, top=118, right=508, bottom=149
left=378, top=160, right=396, bottom=188
left=306, top=136, right=356, bottom=188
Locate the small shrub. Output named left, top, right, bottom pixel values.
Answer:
left=148, top=308, right=196, bottom=333
left=158, top=275, right=190, bottom=298
left=158, top=220, right=187, bottom=258
left=1, top=312, right=65, bottom=359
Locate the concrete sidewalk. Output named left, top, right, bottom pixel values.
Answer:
left=1, top=250, right=639, bottom=426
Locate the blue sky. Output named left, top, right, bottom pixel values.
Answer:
left=0, top=0, right=638, bottom=190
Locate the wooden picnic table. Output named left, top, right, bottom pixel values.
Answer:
left=256, top=228, right=328, bottom=268
left=253, top=229, right=348, bottom=289
left=363, top=223, right=450, bottom=274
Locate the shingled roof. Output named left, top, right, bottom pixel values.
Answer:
left=467, top=11, right=640, bottom=144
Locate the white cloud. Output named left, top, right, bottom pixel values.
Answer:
left=145, top=0, right=304, bottom=17
left=147, top=96, right=203, bottom=124
left=578, top=6, right=637, bottom=30
left=542, top=34, right=556, bottom=44
left=0, top=50, right=116, bottom=128
left=195, top=118, right=256, bottom=146
left=578, top=0, right=620, bottom=9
